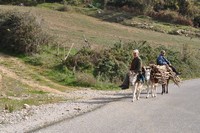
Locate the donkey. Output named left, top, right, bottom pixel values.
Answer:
left=149, top=64, right=170, bottom=96
left=141, top=66, right=157, bottom=98
left=128, top=64, right=172, bottom=101
left=129, top=71, right=143, bottom=101
left=129, top=66, right=152, bottom=101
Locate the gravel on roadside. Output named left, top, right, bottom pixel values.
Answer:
left=0, top=89, right=132, bottom=133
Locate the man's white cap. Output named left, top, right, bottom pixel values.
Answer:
left=133, top=49, right=139, bottom=53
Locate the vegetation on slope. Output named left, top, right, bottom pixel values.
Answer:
left=0, top=3, right=200, bottom=111
left=0, top=6, right=200, bottom=89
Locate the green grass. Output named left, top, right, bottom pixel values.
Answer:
left=37, top=2, right=98, bottom=16
left=0, top=96, right=66, bottom=112
left=36, top=2, right=63, bottom=10
left=0, top=75, right=67, bottom=112
left=29, top=90, right=48, bottom=94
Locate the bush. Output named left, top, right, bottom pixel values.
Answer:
left=193, top=15, right=200, bottom=27
left=175, top=15, right=193, bottom=26
left=75, top=72, right=97, bottom=87
left=57, top=5, right=71, bottom=12
left=23, top=54, right=43, bottom=66
left=64, top=40, right=200, bottom=84
left=65, top=41, right=152, bottom=83
left=106, top=0, right=152, bottom=14
left=148, top=10, right=193, bottom=26
left=0, top=0, right=38, bottom=6
left=0, top=11, right=52, bottom=55
left=65, top=0, right=81, bottom=5
left=31, top=40, right=200, bottom=89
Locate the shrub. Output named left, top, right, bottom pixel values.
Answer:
left=64, top=40, right=200, bottom=84
left=0, top=11, right=52, bottom=55
left=148, top=10, right=193, bottom=26
left=23, top=54, right=43, bottom=66
left=193, top=15, right=200, bottom=27
left=65, top=0, right=81, bottom=5
left=0, top=0, right=38, bottom=6
left=175, top=15, right=193, bottom=26
left=65, top=41, right=150, bottom=83
left=75, top=72, right=97, bottom=87
left=106, top=0, right=153, bottom=14
left=57, top=5, right=71, bottom=12
left=33, top=40, right=200, bottom=89
left=65, top=47, right=100, bottom=72
left=93, top=42, right=133, bottom=82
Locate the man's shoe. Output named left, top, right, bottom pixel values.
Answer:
left=121, top=85, right=129, bottom=90
left=119, top=85, right=123, bottom=88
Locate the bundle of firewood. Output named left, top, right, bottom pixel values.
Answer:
left=152, top=65, right=181, bottom=86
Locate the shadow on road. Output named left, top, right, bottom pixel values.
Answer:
left=74, top=91, right=157, bottom=105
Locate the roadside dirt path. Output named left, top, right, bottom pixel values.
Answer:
left=0, top=54, right=132, bottom=133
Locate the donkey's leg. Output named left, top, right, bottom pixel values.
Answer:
left=136, top=83, right=142, bottom=100
left=161, top=84, right=165, bottom=95
left=154, top=84, right=157, bottom=97
left=166, top=79, right=169, bottom=94
left=151, top=83, right=154, bottom=97
left=146, top=83, right=150, bottom=98
left=152, top=84, right=157, bottom=97
left=132, top=83, right=137, bottom=102
left=152, top=85, right=155, bottom=97
left=166, top=84, right=168, bottom=94
left=136, top=90, right=140, bottom=100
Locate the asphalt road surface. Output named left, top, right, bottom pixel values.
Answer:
left=35, top=79, right=200, bottom=133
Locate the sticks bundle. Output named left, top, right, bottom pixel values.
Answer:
left=151, top=64, right=181, bottom=86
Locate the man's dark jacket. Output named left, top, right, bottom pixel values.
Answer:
left=130, top=56, right=142, bottom=73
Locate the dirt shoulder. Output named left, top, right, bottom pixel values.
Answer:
left=0, top=53, right=131, bottom=132
left=0, top=88, right=131, bottom=133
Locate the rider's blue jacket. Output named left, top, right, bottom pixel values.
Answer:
left=157, top=54, right=170, bottom=65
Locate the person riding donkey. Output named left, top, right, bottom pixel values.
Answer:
left=119, top=49, right=145, bottom=89
left=157, top=50, right=181, bottom=75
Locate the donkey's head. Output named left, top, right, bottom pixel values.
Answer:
left=143, top=66, right=151, bottom=81
left=129, top=71, right=138, bottom=86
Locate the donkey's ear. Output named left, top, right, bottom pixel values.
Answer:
left=146, top=66, right=151, bottom=70
left=142, top=66, right=146, bottom=70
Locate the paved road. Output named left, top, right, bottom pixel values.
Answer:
left=35, top=79, right=200, bottom=133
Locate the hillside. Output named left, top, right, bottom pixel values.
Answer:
left=1, top=5, right=200, bottom=49
left=0, top=5, right=200, bottom=112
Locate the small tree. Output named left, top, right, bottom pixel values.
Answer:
left=0, top=11, right=52, bottom=55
